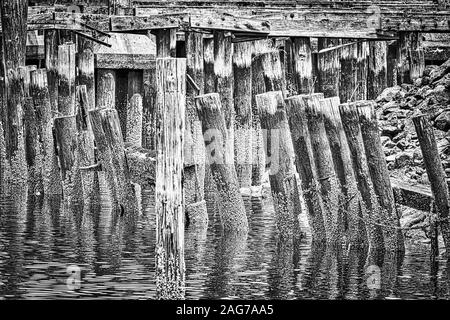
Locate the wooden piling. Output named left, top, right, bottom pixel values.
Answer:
left=339, top=102, right=384, bottom=252
left=256, top=91, right=302, bottom=237
left=233, top=41, right=253, bottom=190
left=57, top=43, right=76, bottom=115
left=76, top=85, right=96, bottom=201
left=214, top=31, right=235, bottom=159
left=398, top=32, right=425, bottom=84
left=367, top=41, right=388, bottom=100
left=285, top=95, right=326, bottom=244
left=413, top=115, right=450, bottom=257
left=195, top=93, right=248, bottom=233
left=386, top=40, right=398, bottom=87
left=357, top=101, right=404, bottom=253
left=155, top=58, right=186, bottom=299
left=356, top=42, right=368, bottom=101
left=185, top=31, right=207, bottom=226
left=54, top=114, right=78, bottom=199
left=1, top=0, right=28, bottom=191
left=251, top=41, right=275, bottom=189
left=339, top=44, right=358, bottom=103
left=102, top=108, right=137, bottom=216
left=77, top=45, right=96, bottom=111
left=44, top=30, right=59, bottom=113
left=155, top=29, right=177, bottom=58
left=126, top=94, right=143, bottom=148
left=301, top=93, right=341, bottom=245
left=291, top=37, right=313, bottom=94
left=96, top=70, right=116, bottom=109
left=317, top=48, right=340, bottom=98
left=319, top=97, right=366, bottom=246
left=142, top=61, right=157, bottom=150
left=30, top=69, right=61, bottom=196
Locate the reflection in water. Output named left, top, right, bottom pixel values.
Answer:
left=1, top=182, right=450, bottom=299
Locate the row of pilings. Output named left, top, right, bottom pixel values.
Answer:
left=0, top=4, right=432, bottom=299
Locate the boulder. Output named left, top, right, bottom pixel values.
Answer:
left=434, top=110, right=450, bottom=131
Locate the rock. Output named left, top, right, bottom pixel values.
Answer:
left=376, top=86, right=404, bottom=103
left=384, top=140, right=396, bottom=149
left=431, top=85, right=449, bottom=104
left=382, top=125, right=402, bottom=137
left=429, top=58, right=450, bottom=82
left=396, top=140, right=408, bottom=150
left=434, top=110, right=450, bottom=131
left=393, top=131, right=407, bottom=143
left=395, top=152, right=413, bottom=167
left=381, top=101, right=400, bottom=114
left=386, top=154, right=396, bottom=163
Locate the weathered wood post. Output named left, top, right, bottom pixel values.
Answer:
left=357, top=101, right=404, bottom=253
left=143, top=60, right=157, bottom=150
left=75, top=85, right=96, bottom=201
left=155, top=58, right=186, bottom=299
left=386, top=40, right=398, bottom=87
left=397, top=32, right=425, bottom=84
left=102, top=108, right=138, bottom=218
left=339, top=102, right=384, bottom=253
left=185, top=31, right=207, bottom=226
left=155, top=29, right=177, bottom=58
left=125, top=70, right=143, bottom=141
left=291, top=37, right=313, bottom=94
left=77, top=44, right=96, bottom=111
left=317, top=47, right=340, bottom=98
left=195, top=93, right=248, bottom=233
left=256, top=91, right=302, bottom=237
left=339, top=43, right=358, bottom=103
left=93, top=71, right=120, bottom=206
left=44, top=30, right=59, bottom=113
left=1, top=0, right=28, bottom=192
left=30, top=69, right=60, bottom=196
left=301, top=93, right=341, bottom=245
left=285, top=95, right=326, bottom=244
left=126, top=94, right=143, bottom=148
left=58, top=43, right=76, bottom=115
left=356, top=42, right=368, bottom=101
left=319, top=97, right=366, bottom=246
left=367, top=41, right=387, bottom=100
left=214, top=31, right=235, bottom=165
left=413, top=115, right=450, bottom=256
left=233, top=41, right=253, bottom=191
left=251, top=41, right=273, bottom=190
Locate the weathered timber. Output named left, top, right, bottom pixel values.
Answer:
left=101, top=108, right=138, bottom=217
left=126, top=93, right=143, bottom=148
left=1, top=0, right=28, bottom=192
left=355, top=41, right=368, bottom=100
left=23, top=97, right=41, bottom=194
left=155, top=58, right=186, bottom=299
left=89, top=108, right=120, bottom=208
left=339, top=102, right=384, bottom=252
left=390, top=178, right=432, bottom=212
left=317, top=48, right=340, bottom=98
left=301, top=93, right=341, bottom=245
left=251, top=40, right=273, bottom=188
left=233, top=41, right=253, bottom=190
left=30, top=68, right=61, bottom=196
left=398, top=32, right=425, bottom=84
left=357, top=102, right=404, bottom=253
left=76, top=85, right=96, bottom=201
left=285, top=95, right=327, bottom=244
left=57, top=43, right=76, bottom=115
left=125, top=70, right=143, bottom=141
left=142, top=58, right=157, bottom=150
left=77, top=45, right=96, bottom=111
left=413, top=114, right=450, bottom=257
left=319, top=97, right=366, bottom=246
left=185, top=31, right=207, bottom=226
left=339, top=43, right=358, bottom=103
left=96, top=70, right=116, bottom=109
left=44, top=30, right=59, bottom=113
left=387, top=40, right=398, bottom=87
left=291, top=37, right=313, bottom=95
left=155, top=28, right=177, bottom=58
left=126, top=145, right=156, bottom=187
left=203, top=37, right=217, bottom=201
left=92, top=71, right=120, bottom=207
left=195, top=93, right=248, bottom=233
left=53, top=115, right=78, bottom=199
left=367, top=41, right=388, bottom=100
left=256, top=91, right=302, bottom=238
left=214, top=31, right=235, bottom=159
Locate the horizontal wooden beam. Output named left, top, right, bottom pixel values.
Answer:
left=95, top=53, right=155, bottom=69
left=391, top=178, right=432, bottom=212
left=16, top=4, right=450, bottom=38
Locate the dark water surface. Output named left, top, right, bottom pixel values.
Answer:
left=1, top=181, right=449, bottom=300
